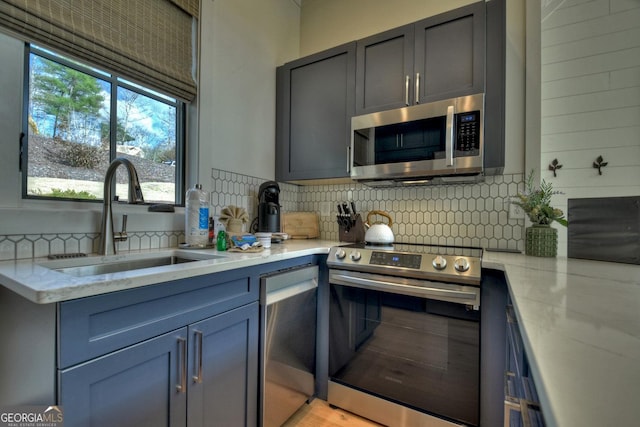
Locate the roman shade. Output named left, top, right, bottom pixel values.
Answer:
left=0, top=0, right=198, bottom=101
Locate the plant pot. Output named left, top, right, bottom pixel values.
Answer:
left=525, top=224, right=558, bottom=257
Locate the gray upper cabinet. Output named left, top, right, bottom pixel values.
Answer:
left=355, top=25, right=415, bottom=114
left=484, top=0, right=506, bottom=176
left=276, top=42, right=356, bottom=181
left=355, top=1, right=486, bottom=115
left=415, top=1, right=485, bottom=103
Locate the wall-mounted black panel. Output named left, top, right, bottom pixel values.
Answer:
left=568, top=196, right=640, bottom=265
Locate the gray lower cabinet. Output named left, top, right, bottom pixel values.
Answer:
left=504, top=303, right=546, bottom=427
left=276, top=42, right=356, bottom=182
left=59, top=328, right=188, bottom=427
left=188, top=303, right=258, bottom=427
left=56, top=268, right=259, bottom=427
left=0, top=256, right=325, bottom=426
left=355, top=1, right=485, bottom=115
left=59, top=303, right=258, bottom=427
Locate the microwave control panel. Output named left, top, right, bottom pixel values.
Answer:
left=455, top=111, right=480, bottom=156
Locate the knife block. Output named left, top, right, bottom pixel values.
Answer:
left=338, top=214, right=366, bottom=243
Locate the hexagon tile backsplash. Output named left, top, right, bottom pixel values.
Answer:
left=210, top=168, right=525, bottom=252
left=297, top=174, right=526, bottom=251
left=0, top=169, right=524, bottom=260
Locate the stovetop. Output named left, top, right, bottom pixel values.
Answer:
left=327, top=242, right=483, bottom=285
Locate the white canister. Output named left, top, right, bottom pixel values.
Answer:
left=255, top=232, right=272, bottom=248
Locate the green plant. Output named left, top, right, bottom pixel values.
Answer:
left=514, top=171, right=567, bottom=226
left=46, top=188, right=97, bottom=200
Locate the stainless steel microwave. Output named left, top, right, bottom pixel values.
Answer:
left=350, top=93, right=484, bottom=186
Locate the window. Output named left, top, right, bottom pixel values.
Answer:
left=24, top=45, right=185, bottom=205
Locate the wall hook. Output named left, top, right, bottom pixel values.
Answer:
left=548, top=158, right=562, bottom=177
left=593, top=155, right=608, bottom=175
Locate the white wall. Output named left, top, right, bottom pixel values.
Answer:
left=299, top=0, right=475, bottom=56
left=0, top=32, right=24, bottom=208
left=541, top=0, right=640, bottom=256
left=197, top=0, right=300, bottom=185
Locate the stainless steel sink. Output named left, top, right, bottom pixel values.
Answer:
left=40, top=252, right=226, bottom=278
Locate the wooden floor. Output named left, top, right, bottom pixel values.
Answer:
left=282, top=399, right=383, bottom=427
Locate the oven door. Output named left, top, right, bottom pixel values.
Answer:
left=329, top=269, right=480, bottom=426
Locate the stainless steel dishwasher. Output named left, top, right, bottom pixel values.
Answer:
left=260, top=265, right=318, bottom=427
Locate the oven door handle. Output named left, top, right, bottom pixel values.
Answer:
left=330, top=273, right=479, bottom=308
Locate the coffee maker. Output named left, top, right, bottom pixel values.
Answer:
left=257, top=181, right=281, bottom=233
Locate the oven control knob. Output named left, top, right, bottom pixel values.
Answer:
left=350, top=251, right=362, bottom=261
left=454, top=257, right=470, bottom=272
left=335, top=249, right=346, bottom=260
left=432, top=255, right=447, bottom=270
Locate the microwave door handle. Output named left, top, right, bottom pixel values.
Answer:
left=445, top=105, right=455, bottom=167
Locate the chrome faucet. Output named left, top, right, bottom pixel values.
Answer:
left=99, top=158, right=145, bottom=255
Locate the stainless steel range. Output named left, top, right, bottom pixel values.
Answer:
left=327, top=243, right=483, bottom=427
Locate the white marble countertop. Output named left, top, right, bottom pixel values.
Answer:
left=483, top=251, right=640, bottom=427
left=0, top=241, right=638, bottom=426
left=0, top=240, right=336, bottom=304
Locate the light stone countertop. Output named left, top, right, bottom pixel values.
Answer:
left=0, top=241, right=638, bottom=426
left=483, top=251, right=640, bottom=427
left=0, top=239, right=337, bottom=304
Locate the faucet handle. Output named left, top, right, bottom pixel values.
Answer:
left=114, top=214, right=128, bottom=242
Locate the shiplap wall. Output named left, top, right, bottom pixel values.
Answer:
left=541, top=0, right=640, bottom=257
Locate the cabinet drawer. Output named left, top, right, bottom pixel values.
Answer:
left=58, top=270, right=258, bottom=368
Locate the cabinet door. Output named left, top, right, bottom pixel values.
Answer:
left=59, top=328, right=188, bottom=427
left=355, top=25, right=414, bottom=115
left=414, top=1, right=485, bottom=103
left=276, top=43, right=355, bottom=181
left=187, top=302, right=259, bottom=427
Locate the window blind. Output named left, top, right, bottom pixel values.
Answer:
left=0, top=0, right=198, bottom=101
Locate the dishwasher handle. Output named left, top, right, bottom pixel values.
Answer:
left=262, top=265, right=319, bottom=306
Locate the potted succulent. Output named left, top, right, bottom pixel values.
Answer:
left=514, top=171, right=567, bottom=257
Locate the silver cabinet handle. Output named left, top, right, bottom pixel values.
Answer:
left=400, top=133, right=403, bottom=148
left=445, top=105, right=455, bottom=167
left=415, top=72, right=420, bottom=104
left=192, top=330, right=203, bottom=383
left=405, top=75, right=410, bottom=106
left=176, top=337, right=187, bottom=393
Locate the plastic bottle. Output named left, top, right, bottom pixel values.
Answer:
left=185, top=184, right=209, bottom=247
